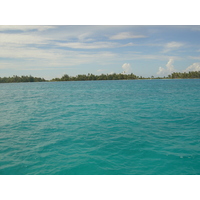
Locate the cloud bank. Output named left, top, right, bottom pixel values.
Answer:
left=109, top=32, right=146, bottom=40
left=122, top=63, right=132, bottom=74
left=157, top=59, right=176, bottom=76
left=157, top=60, right=200, bottom=77
left=0, top=25, right=55, bottom=32
left=162, top=42, right=184, bottom=53
left=184, top=63, right=200, bottom=72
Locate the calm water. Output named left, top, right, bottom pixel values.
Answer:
left=0, top=79, right=200, bottom=175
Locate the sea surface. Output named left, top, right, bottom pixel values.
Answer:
left=0, top=79, right=200, bottom=175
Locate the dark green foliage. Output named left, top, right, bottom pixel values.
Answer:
left=1, top=71, right=199, bottom=83
left=170, top=71, right=200, bottom=79
left=51, top=71, right=200, bottom=82
left=51, top=73, right=139, bottom=82
left=0, top=75, right=46, bottom=83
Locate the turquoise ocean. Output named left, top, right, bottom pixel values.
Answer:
left=0, top=79, right=199, bottom=175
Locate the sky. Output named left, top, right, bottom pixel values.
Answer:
left=1, top=25, right=200, bottom=80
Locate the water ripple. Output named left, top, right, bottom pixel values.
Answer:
left=0, top=80, right=200, bottom=174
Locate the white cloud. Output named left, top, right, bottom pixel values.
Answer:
left=109, top=32, right=146, bottom=40
left=0, top=33, right=50, bottom=46
left=188, top=56, right=200, bottom=60
left=116, top=52, right=180, bottom=61
left=157, top=61, right=200, bottom=77
left=0, top=25, right=55, bottom=32
left=77, top=32, right=94, bottom=41
left=163, top=41, right=184, bottom=53
left=122, top=42, right=136, bottom=47
left=157, top=66, right=166, bottom=75
left=166, top=42, right=183, bottom=49
left=157, top=58, right=176, bottom=76
left=184, top=63, right=200, bottom=72
left=0, top=45, right=118, bottom=71
left=0, top=43, right=65, bottom=60
left=122, top=63, right=132, bottom=74
left=56, top=41, right=141, bottom=49
left=56, top=41, right=119, bottom=49
left=166, top=58, right=176, bottom=72
left=0, top=32, right=120, bottom=62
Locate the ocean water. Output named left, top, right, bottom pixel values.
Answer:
left=0, top=79, right=200, bottom=175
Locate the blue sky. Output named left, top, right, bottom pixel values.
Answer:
left=1, top=25, right=200, bottom=79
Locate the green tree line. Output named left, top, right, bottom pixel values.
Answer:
left=0, top=71, right=200, bottom=83
left=51, top=71, right=200, bottom=82
left=0, top=75, right=46, bottom=83
left=51, top=73, right=140, bottom=81
left=168, top=71, right=200, bottom=79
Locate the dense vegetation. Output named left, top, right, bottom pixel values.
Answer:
left=169, top=71, right=200, bottom=79
left=0, top=75, right=46, bottom=83
left=51, top=73, right=139, bottom=81
left=0, top=71, right=200, bottom=83
left=51, top=71, right=200, bottom=81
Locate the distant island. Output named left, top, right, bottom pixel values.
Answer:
left=0, top=75, right=46, bottom=83
left=0, top=71, right=200, bottom=83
